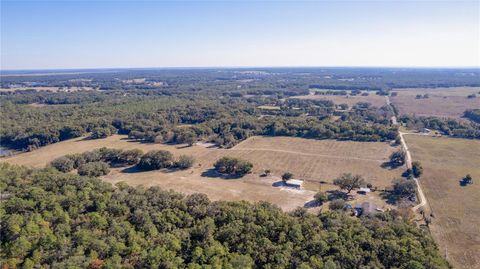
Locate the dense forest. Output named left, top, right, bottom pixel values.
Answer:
left=0, top=93, right=398, bottom=151
left=0, top=163, right=450, bottom=268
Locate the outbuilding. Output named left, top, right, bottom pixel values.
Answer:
left=285, top=179, right=304, bottom=189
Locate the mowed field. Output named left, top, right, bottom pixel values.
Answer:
left=2, top=135, right=402, bottom=211
left=405, top=135, right=480, bottom=269
left=391, top=87, right=480, bottom=119
left=292, top=92, right=387, bottom=107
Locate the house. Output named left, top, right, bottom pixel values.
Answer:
left=285, top=179, right=304, bottom=189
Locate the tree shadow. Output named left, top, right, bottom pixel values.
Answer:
left=304, top=200, right=321, bottom=208
left=272, top=181, right=286, bottom=187
left=121, top=166, right=143, bottom=173
left=326, top=190, right=348, bottom=201
left=381, top=162, right=402, bottom=169
left=380, top=191, right=401, bottom=205
left=200, top=168, right=243, bottom=179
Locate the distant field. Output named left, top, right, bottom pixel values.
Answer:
left=0, top=86, right=95, bottom=92
left=405, top=135, right=480, bottom=269
left=292, top=92, right=387, bottom=107
left=2, top=135, right=402, bottom=211
left=391, top=87, right=480, bottom=119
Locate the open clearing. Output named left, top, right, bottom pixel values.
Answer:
left=405, top=135, right=480, bottom=269
left=2, top=135, right=402, bottom=211
left=391, top=87, right=480, bottom=119
left=292, top=92, right=387, bottom=107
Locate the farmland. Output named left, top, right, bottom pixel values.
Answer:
left=391, top=87, right=480, bottom=119
left=405, top=135, right=480, bottom=269
left=2, top=135, right=402, bottom=211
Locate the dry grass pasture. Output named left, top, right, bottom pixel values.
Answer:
left=391, top=87, right=480, bottom=119
left=2, top=135, right=402, bottom=211
left=405, top=135, right=480, bottom=269
left=292, top=92, right=387, bottom=107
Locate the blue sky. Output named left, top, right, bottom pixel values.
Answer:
left=1, top=0, right=479, bottom=70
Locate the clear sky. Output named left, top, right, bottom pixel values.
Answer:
left=1, top=0, right=479, bottom=70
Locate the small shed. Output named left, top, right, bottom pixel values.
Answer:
left=358, top=187, right=371, bottom=194
left=421, top=128, right=431, bottom=134
left=285, top=179, right=304, bottom=189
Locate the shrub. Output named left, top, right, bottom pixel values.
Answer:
left=329, top=199, right=346, bottom=210
left=392, top=178, right=416, bottom=198
left=389, top=150, right=406, bottom=167
left=50, top=157, right=75, bottom=173
left=118, top=149, right=143, bottom=165
left=137, top=150, right=174, bottom=170
left=412, top=161, right=423, bottom=177
left=90, top=127, right=112, bottom=139
left=213, top=157, right=253, bottom=176
left=282, top=172, right=293, bottom=182
left=175, top=155, right=195, bottom=169
left=77, top=161, right=110, bottom=177
left=65, top=153, right=86, bottom=169
left=314, top=192, right=328, bottom=204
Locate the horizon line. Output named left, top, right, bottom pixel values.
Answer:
left=2, top=65, right=480, bottom=73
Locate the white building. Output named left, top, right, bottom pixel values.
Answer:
left=285, top=179, right=304, bottom=189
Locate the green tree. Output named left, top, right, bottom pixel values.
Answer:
left=77, top=161, right=110, bottom=177
left=333, top=173, right=365, bottom=194
left=213, top=157, right=252, bottom=176
left=50, top=157, right=74, bottom=172
left=137, top=150, right=174, bottom=170
left=389, top=150, right=406, bottom=167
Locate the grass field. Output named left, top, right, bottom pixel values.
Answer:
left=405, top=135, right=480, bottom=269
left=292, top=92, right=387, bottom=107
left=391, top=87, right=480, bottom=119
left=2, top=135, right=402, bottom=211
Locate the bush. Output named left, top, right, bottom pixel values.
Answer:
left=90, top=127, right=112, bottom=139
left=389, top=150, right=406, bottom=167
left=82, top=150, right=102, bottom=163
left=137, top=150, right=174, bottom=170
left=77, top=161, right=110, bottom=177
left=213, top=157, right=253, bottom=176
left=282, top=172, right=293, bottom=181
left=118, top=149, right=143, bottom=165
left=314, top=191, right=328, bottom=204
left=175, top=155, right=195, bottom=169
left=50, top=157, right=75, bottom=173
left=329, top=199, right=346, bottom=210
left=64, top=153, right=86, bottom=169
left=412, top=161, right=423, bottom=177
left=392, top=178, right=416, bottom=198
